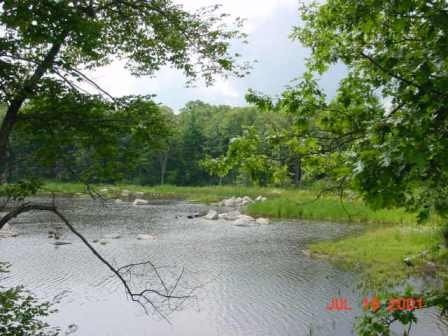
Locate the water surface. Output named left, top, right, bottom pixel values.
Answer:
left=0, top=198, right=446, bottom=335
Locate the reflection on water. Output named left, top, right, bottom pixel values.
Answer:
left=0, top=198, right=446, bottom=336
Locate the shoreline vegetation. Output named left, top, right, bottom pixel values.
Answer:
left=43, top=182, right=445, bottom=287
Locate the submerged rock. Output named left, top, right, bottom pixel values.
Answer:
left=103, top=233, right=121, bottom=239
left=203, top=210, right=218, bottom=220
left=237, top=214, right=255, bottom=221
left=137, top=234, right=156, bottom=240
left=53, top=241, right=72, bottom=246
left=218, top=210, right=241, bottom=220
left=233, top=216, right=257, bottom=227
left=133, top=198, right=148, bottom=206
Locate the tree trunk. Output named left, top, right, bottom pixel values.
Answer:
left=159, top=152, right=168, bottom=185
left=0, top=39, right=65, bottom=177
left=292, top=156, right=302, bottom=187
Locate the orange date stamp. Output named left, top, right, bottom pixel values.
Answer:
left=326, top=296, right=425, bottom=312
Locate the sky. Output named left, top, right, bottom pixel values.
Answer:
left=88, top=0, right=346, bottom=112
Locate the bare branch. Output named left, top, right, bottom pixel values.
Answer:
left=0, top=201, right=194, bottom=321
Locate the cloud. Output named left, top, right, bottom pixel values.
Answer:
left=84, top=0, right=346, bottom=111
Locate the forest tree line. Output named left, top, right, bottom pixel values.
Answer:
left=0, top=99, right=304, bottom=187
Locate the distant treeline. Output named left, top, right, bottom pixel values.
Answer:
left=1, top=100, right=301, bottom=187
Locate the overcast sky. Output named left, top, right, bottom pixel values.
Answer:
left=88, top=0, right=346, bottom=112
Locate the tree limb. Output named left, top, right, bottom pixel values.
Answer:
left=0, top=201, right=192, bottom=321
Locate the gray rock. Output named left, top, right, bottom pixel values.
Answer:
left=255, top=217, right=270, bottom=225
left=242, top=196, right=254, bottom=203
left=133, top=198, right=148, bottom=206
left=223, top=197, right=237, bottom=207
left=233, top=217, right=258, bottom=227
left=218, top=210, right=241, bottom=220
left=0, top=223, right=17, bottom=238
left=103, top=233, right=121, bottom=239
left=237, top=214, right=255, bottom=221
left=204, top=210, right=219, bottom=220
left=137, top=234, right=156, bottom=240
left=53, top=241, right=72, bottom=246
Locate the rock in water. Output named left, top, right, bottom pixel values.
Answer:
left=241, top=196, right=254, bottom=205
left=0, top=223, right=18, bottom=238
left=203, top=210, right=218, bottom=220
left=53, top=241, right=72, bottom=246
left=103, top=233, right=121, bottom=239
left=237, top=214, right=255, bottom=221
left=233, top=217, right=258, bottom=227
left=255, top=217, right=270, bottom=225
left=223, top=197, right=237, bottom=207
left=218, top=211, right=241, bottom=220
left=137, top=234, right=156, bottom=240
left=133, top=198, right=148, bottom=206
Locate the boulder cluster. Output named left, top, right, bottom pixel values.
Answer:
left=202, top=209, right=270, bottom=226
left=217, top=195, right=267, bottom=207
left=201, top=195, right=270, bottom=226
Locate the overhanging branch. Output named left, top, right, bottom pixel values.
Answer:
left=0, top=201, right=192, bottom=321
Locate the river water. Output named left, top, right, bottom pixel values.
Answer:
left=0, top=198, right=446, bottom=336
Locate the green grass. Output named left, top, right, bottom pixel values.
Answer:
left=310, top=225, right=443, bottom=287
left=246, top=195, right=422, bottom=226
left=42, top=181, right=445, bottom=285
left=42, top=182, right=282, bottom=203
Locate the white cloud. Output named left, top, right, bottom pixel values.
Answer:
left=177, top=0, right=298, bottom=32
left=81, top=0, right=343, bottom=110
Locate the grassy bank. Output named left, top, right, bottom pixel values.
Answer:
left=43, top=181, right=444, bottom=285
left=311, top=225, right=443, bottom=286
left=43, top=182, right=282, bottom=203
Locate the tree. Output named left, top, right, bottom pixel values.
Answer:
left=0, top=0, right=248, bottom=175
left=0, top=0, right=248, bottom=318
left=285, top=0, right=448, bottom=333
left=294, top=0, right=448, bottom=228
